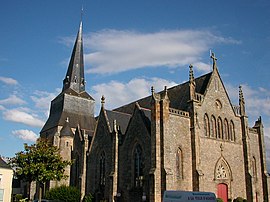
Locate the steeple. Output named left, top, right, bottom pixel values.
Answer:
left=62, top=21, right=85, bottom=93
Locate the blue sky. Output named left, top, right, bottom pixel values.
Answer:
left=0, top=0, right=270, bottom=168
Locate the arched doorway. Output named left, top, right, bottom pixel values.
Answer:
left=217, top=183, right=228, bottom=202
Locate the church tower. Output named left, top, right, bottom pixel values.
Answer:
left=40, top=21, right=96, bottom=188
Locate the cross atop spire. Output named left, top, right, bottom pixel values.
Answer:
left=62, top=21, right=85, bottom=94
left=211, top=52, right=217, bottom=70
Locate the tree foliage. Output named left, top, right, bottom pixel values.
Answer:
left=45, top=185, right=81, bottom=202
left=10, top=141, right=72, bottom=184
left=9, top=141, right=72, bottom=199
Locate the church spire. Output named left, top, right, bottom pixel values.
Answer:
left=62, top=21, right=85, bottom=93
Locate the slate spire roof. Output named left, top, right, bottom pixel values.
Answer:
left=40, top=21, right=96, bottom=135
left=62, top=21, right=86, bottom=94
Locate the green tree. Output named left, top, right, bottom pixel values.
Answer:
left=9, top=141, right=72, bottom=201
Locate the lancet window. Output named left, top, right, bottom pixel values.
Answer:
left=230, top=121, right=235, bottom=141
left=224, top=119, right=229, bottom=140
left=211, top=115, right=217, bottom=138
left=176, top=147, right=183, bottom=179
left=134, top=144, right=144, bottom=187
left=204, top=113, right=210, bottom=137
left=217, top=117, right=223, bottom=139
left=99, top=151, right=106, bottom=186
left=252, top=156, right=257, bottom=181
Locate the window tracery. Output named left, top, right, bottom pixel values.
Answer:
left=216, top=163, right=228, bottom=179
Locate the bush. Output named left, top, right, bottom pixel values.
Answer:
left=233, top=197, right=246, bottom=202
left=45, top=185, right=81, bottom=202
left=83, top=193, right=93, bottom=202
left=217, top=198, right=223, bottom=202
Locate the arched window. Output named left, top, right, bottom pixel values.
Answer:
left=230, top=121, right=235, bottom=141
left=176, top=147, right=183, bottom=179
left=99, top=151, right=106, bottom=186
left=204, top=114, right=210, bottom=137
left=224, top=119, right=229, bottom=140
left=211, top=115, right=217, bottom=138
left=134, top=145, right=143, bottom=187
left=218, top=117, right=223, bottom=139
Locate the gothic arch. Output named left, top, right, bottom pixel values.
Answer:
left=214, top=157, right=232, bottom=181
left=176, top=147, right=183, bottom=179
left=252, top=156, right=257, bottom=181
left=224, top=118, right=229, bottom=140
left=204, top=113, right=210, bottom=137
left=99, top=151, right=106, bottom=186
left=211, top=115, right=217, bottom=138
left=217, top=117, right=223, bottom=139
left=230, top=120, right=235, bottom=141
left=132, top=143, right=144, bottom=187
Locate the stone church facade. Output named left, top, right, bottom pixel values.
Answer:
left=40, top=22, right=270, bottom=202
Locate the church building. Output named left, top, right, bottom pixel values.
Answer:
left=40, top=21, right=270, bottom=202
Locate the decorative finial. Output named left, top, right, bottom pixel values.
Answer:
left=239, top=85, right=246, bottom=116
left=101, top=95, right=105, bottom=106
left=211, top=52, right=217, bottom=70
left=163, top=86, right=169, bottom=100
left=189, top=64, right=194, bottom=82
left=239, top=85, right=245, bottom=104
left=151, top=86, right=155, bottom=94
left=164, top=86, right=167, bottom=93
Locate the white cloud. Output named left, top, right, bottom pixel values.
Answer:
left=226, top=83, right=270, bottom=122
left=12, top=129, right=38, bottom=142
left=0, top=105, right=5, bottom=110
left=30, top=89, right=60, bottom=116
left=3, top=108, right=44, bottom=127
left=0, top=94, right=26, bottom=106
left=92, top=77, right=177, bottom=110
left=78, top=29, right=240, bottom=74
left=0, top=76, right=18, bottom=85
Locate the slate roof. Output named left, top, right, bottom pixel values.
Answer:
left=62, top=21, right=87, bottom=95
left=114, top=72, right=212, bottom=114
left=0, top=157, right=11, bottom=170
left=60, top=119, right=74, bottom=137
left=61, top=88, right=94, bottom=100
left=41, top=110, right=96, bottom=134
left=105, top=110, right=132, bottom=134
